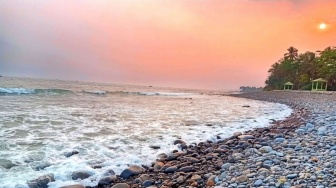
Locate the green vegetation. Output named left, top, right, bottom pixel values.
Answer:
left=265, top=46, right=336, bottom=91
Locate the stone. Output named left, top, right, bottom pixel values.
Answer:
left=254, top=179, right=263, bottom=187
left=120, top=165, right=144, bottom=179
left=164, top=166, right=178, bottom=173
left=221, top=163, right=231, bottom=169
left=233, top=132, right=242, bottom=137
left=259, top=146, right=273, bottom=153
left=111, top=183, right=130, bottom=188
left=137, top=174, right=148, bottom=182
left=295, top=129, right=306, bottom=134
left=190, top=174, right=202, bottom=181
left=98, top=176, right=116, bottom=186
left=186, top=157, right=199, bottom=163
left=236, top=175, right=248, bottom=183
left=317, top=127, right=327, bottom=136
left=27, top=174, right=55, bottom=188
left=29, top=161, right=51, bottom=171
left=64, top=150, right=79, bottom=158
left=142, top=180, right=154, bottom=187
left=287, top=174, right=298, bottom=179
left=178, top=166, right=194, bottom=172
left=149, top=145, right=160, bottom=149
left=71, top=171, right=91, bottom=180
left=0, top=159, right=17, bottom=169
left=238, top=135, right=255, bottom=140
left=173, top=139, right=186, bottom=145
left=153, top=162, right=164, bottom=171
left=206, top=179, right=215, bottom=186
left=176, top=175, right=185, bottom=184
left=274, top=138, right=285, bottom=143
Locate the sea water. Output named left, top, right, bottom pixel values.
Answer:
left=0, top=77, right=292, bottom=187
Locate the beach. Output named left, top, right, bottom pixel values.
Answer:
left=1, top=79, right=335, bottom=187
left=32, top=91, right=334, bottom=188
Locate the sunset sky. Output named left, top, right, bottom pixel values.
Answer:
left=0, top=0, right=335, bottom=90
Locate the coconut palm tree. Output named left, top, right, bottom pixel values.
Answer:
left=284, top=46, right=298, bottom=60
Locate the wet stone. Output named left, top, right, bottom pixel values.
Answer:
left=27, top=174, right=55, bottom=188
left=71, top=171, right=91, bottom=180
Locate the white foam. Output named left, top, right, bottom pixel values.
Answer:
left=138, top=92, right=194, bottom=96
left=83, top=90, right=107, bottom=95
left=0, top=87, right=35, bottom=94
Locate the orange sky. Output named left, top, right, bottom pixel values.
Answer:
left=0, top=0, right=335, bottom=90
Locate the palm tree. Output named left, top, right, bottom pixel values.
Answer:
left=284, top=46, right=298, bottom=60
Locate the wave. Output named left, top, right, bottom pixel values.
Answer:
left=0, top=87, right=194, bottom=97
left=137, top=92, right=194, bottom=96
left=102, top=91, right=194, bottom=96
left=83, top=90, right=107, bottom=95
left=0, top=88, right=73, bottom=95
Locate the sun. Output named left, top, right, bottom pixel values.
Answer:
left=319, top=23, right=326, bottom=30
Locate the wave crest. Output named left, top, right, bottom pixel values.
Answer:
left=0, top=88, right=72, bottom=95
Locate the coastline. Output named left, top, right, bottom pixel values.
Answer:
left=31, top=91, right=336, bottom=188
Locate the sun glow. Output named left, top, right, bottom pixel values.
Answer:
left=319, top=23, right=326, bottom=30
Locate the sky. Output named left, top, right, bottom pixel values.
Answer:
left=0, top=0, right=335, bottom=90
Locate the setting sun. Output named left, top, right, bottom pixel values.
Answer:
left=319, top=23, right=326, bottom=29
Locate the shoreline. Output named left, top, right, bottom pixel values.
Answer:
left=30, top=91, right=336, bottom=188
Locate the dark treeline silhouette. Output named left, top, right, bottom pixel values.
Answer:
left=265, top=46, right=336, bottom=91
left=240, top=86, right=263, bottom=92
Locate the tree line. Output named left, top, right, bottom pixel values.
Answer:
left=265, top=46, right=336, bottom=91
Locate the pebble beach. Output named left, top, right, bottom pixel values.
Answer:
left=28, top=91, right=336, bottom=188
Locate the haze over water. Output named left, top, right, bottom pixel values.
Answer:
left=0, top=77, right=291, bottom=187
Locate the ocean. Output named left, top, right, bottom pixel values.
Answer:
left=0, top=77, right=292, bottom=187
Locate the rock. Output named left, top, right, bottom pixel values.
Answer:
left=238, top=135, right=255, bottom=140
left=29, top=161, right=51, bottom=171
left=295, top=129, right=306, bottom=134
left=190, top=174, right=202, bottom=181
left=27, top=174, right=55, bottom=188
left=254, top=179, right=263, bottom=187
left=98, top=176, right=116, bottom=186
left=0, top=159, right=17, bottom=169
left=274, top=138, right=285, bottom=143
left=178, top=166, right=194, bottom=172
left=177, top=175, right=185, bottom=184
left=164, top=166, right=178, bottom=173
left=233, top=132, right=242, bottom=137
left=142, top=180, right=154, bottom=187
left=186, top=157, right=199, bottom=163
left=236, top=175, right=248, bottom=183
left=173, top=140, right=186, bottom=145
left=111, top=183, right=130, bottom=188
left=317, top=127, right=327, bottom=136
left=306, top=123, right=314, bottom=131
left=64, top=150, right=79, bottom=158
left=139, top=174, right=150, bottom=181
left=71, top=171, right=91, bottom=180
left=221, top=163, right=231, bottom=169
left=103, top=169, right=115, bottom=176
left=149, top=145, right=160, bottom=149
left=259, top=146, right=273, bottom=153
left=120, top=165, right=144, bottom=179
left=286, top=174, right=298, bottom=179
left=207, top=179, right=215, bottom=186
left=157, top=153, right=168, bottom=159
left=153, top=162, right=164, bottom=171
